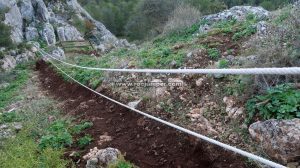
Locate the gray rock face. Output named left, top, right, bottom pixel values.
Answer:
left=57, top=25, right=83, bottom=41
left=25, top=27, right=39, bottom=41
left=51, top=47, right=65, bottom=60
left=4, top=4, right=23, bottom=43
left=199, top=6, right=270, bottom=34
left=204, top=6, right=269, bottom=22
left=40, top=23, right=56, bottom=45
left=0, top=0, right=16, bottom=9
left=1, top=55, right=16, bottom=71
left=19, top=0, right=35, bottom=22
left=32, top=0, right=50, bottom=22
left=15, top=51, right=35, bottom=63
left=249, top=119, right=300, bottom=163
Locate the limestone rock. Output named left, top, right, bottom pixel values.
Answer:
left=25, top=27, right=39, bottom=41
left=128, top=100, right=141, bottom=109
left=32, top=0, right=50, bottom=22
left=4, top=3, right=23, bottom=43
left=51, top=47, right=65, bottom=60
left=41, top=23, right=56, bottom=45
left=204, top=6, right=269, bottom=22
left=249, top=119, right=300, bottom=163
left=84, top=147, right=121, bottom=167
left=223, top=96, right=244, bottom=119
left=1, top=55, right=16, bottom=71
left=15, top=51, right=35, bottom=63
left=57, top=25, right=83, bottom=41
left=19, top=0, right=35, bottom=22
left=187, top=108, right=218, bottom=135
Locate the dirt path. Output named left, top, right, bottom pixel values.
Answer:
left=36, top=60, right=249, bottom=168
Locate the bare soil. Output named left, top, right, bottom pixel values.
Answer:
left=36, top=60, right=250, bottom=168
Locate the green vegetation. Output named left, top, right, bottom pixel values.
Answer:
left=0, top=111, right=20, bottom=123
left=71, top=121, right=93, bottom=134
left=77, top=135, right=93, bottom=149
left=246, top=84, right=300, bottom=123
left=0, top=63, right=30, bottom=111
left=208, top=48, right=220, bottom=60
left=79, top=0, right=292, bottom=40
left=108, top=155, right=135, bottom=168
left=0, top=22, right=14, bottom=49
left=39, top=120, right=73, bottom=149
left=0, top=131, right=69, bottom=168
left=217, top=59, right=229, bottom=68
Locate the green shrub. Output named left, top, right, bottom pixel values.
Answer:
left=217, top=59, right=229, bottom=68
left=77, top=135, right=93, bottom=149
left=39, top=120, right=73, bottom=149
left=108, top=155, right=134, bottom=168
left=207, top=48, right=220, bottom=60
left=246, top=84, right=300, bottom=124
left=71, top=121, right=93, bottom=134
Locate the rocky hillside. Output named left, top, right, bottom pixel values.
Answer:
left=0, top=0, right=134, bottom=71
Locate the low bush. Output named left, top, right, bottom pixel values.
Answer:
left=39, top=120, right=73, bottom=149
left=207, top=48, right=220, bottom=60
left=77, top=135, right=93, bottom=149
left=246, top=84, right=300, bottom=124
left=71, top=121, right=93, bottom=134
left=163, top=4, right=201, bottom=34
left=108, top=154, right=134, bottom=168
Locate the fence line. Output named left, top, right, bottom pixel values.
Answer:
left=38, top=49, right=287, bottom=168
left=40, top=48, right=300, bottom=75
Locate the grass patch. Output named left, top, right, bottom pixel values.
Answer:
left=0, top=131, right=69, bottom=168
left=0, top=63, right=31, bottom=111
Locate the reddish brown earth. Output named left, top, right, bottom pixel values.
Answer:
left=36, top=60, right=250, bottom=168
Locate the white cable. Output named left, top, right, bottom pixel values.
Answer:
left=40, top=48, right=300, bottom=75
left=39, top=50, right=286, bottom=168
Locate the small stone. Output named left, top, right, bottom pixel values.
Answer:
left=196, top=78, right=204, bottom=87
left=128, top=99, right=141, bottom=109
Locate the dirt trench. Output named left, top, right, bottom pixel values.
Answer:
left=36, top=60, right=249, bottom=168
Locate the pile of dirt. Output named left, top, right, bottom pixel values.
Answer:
left=36, top=60, right=249, bottom=168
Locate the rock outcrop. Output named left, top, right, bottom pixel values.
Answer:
left=0, top=0, right=134, bottom=53
left=199, top=6, right=270, bottom=34
left=249, top=119, right=300, bottom=164
left=57, top=25, right=83, bottom=41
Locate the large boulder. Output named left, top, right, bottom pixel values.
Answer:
left=57, top=25, right=83, bottom=41
left=4, top=3, right=23, bottom=43
left=32, top=0, right=50, bottom=22
left=40, top=23, right=56, bottom=45
left=83, top=147, right=121, bottom=168
left=19, top=0, right=35, bottom=23
left=51, top=47, right=65, bottom=60
left=25, top=27, right=39, bottom=41
left=249, top=119, right=300, bottom=164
